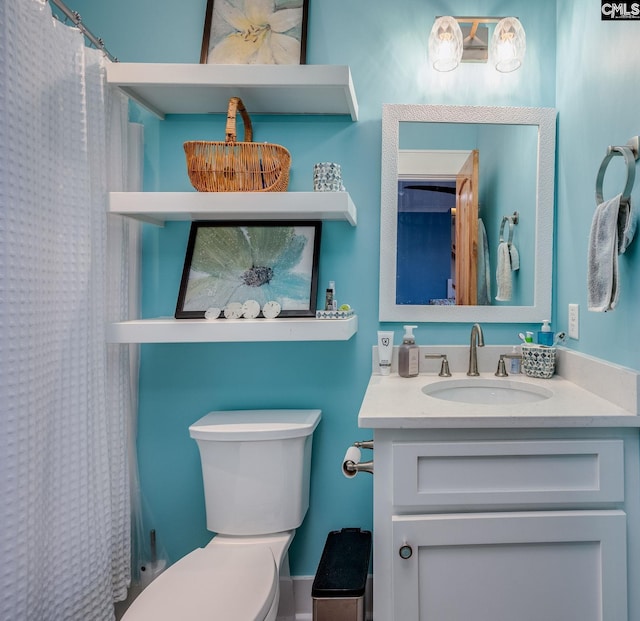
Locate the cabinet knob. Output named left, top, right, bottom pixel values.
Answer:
left=399, top=544, right=413, bottom=560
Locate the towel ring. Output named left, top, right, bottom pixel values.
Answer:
left=595, top=137, right=639, bottom=206
left=499, top=211, right=518, bottom=246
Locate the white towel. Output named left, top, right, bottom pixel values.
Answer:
left=587, top=193, right=635, bottom=312
left=495, top=241, right=512, bottom=301
left=618, top=197, right=636, bottom=254
left=477, top=218, right=491, bottom=305
left=509, top=242, right=520, bottom=271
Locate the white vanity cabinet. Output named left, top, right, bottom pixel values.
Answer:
left=371, top=427, right=639, bottom=621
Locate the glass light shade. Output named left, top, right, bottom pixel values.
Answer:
left=428, top=16, right=464, bottom=72
left=490, top=17, right=526, bottom=73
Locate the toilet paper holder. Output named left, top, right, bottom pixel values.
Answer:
left=342, top=440, right=374, bottom=477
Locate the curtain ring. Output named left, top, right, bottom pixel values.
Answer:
left=595, top=145, right=636, bottom=206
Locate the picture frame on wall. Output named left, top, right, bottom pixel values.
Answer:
left=200, top=0, right=309, bottom=65
left=175, top=220, right=321, bottom=319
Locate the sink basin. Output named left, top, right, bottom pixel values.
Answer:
left=422, top=378, right=553, bottom=404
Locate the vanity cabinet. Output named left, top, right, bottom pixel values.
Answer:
left=105, top=64, right=359, bottom=343
left=372, top=428, right=639, bottom=621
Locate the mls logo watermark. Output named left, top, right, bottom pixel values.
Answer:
left=602, top=2, right=640, bottom=19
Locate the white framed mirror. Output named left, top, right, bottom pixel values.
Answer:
left=380, top=104, right=556, bottom=323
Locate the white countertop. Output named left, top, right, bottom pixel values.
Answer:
left=358, top=347, right=640, bottom=429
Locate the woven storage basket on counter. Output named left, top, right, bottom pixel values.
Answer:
left=521, top=344, right=556, bottom=379
left=184, top=96, right=291, bottom=192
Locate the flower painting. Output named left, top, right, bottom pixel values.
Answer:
left=200, top=0, right=309, bottom=64
left=175, top=221, right=321, bottom=318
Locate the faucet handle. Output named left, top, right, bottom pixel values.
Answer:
left=439, top=356, right=451, bottom=377
left=495, top=353, right=522, bottom=377
left=424, top=353, right=452, bottom=377
left=495, top=355, right=508, bottom=377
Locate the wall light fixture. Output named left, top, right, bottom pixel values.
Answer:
left=428, top=16, right=464, bottom=72
left=428, top=16, right=526, bottom=73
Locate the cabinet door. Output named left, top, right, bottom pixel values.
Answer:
left=392, top=510, right=627, bottom=621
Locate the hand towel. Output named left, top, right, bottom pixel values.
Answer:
left=495, top=241, right=512, bottom=301
left=509, top=241, right=520, bottom=271
left=477, top=218, right=491, bottom=305
left=587, top=193, right=635, bottom=312
left=618, top=198, right=636, bottom=254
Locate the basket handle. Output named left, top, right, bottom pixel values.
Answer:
left=225, top=96, right=253, bottom=143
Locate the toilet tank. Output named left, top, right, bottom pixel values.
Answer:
left=189, top=409, right=321, bottom=536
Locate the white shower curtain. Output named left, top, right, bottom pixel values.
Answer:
left=0, top=1, right=139, bottom=619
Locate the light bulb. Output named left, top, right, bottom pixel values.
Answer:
left=429, top=16, right=463, bottom=72
left=491, top=17, right=526, bottom=73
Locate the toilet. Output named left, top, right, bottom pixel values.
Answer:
left=122, top=408, right=322, bottom=621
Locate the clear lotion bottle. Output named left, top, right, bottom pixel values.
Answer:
left=398, top=325, right=419, bottom=378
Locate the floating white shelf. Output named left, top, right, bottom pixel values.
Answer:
left=109, top=191, right=357, bottom=226
left=107, top=63, right=360, bottom=344
left=107, top=316, right=358, bottom=343
left=106, top=63, right=359, bottom=121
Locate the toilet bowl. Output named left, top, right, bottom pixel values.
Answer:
left=122, top=409, right=321, bottom=621
left=122, top=532, right=292, bottom=621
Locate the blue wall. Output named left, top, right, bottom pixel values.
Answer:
left=479, top=124, right=538, bottom=306
left=555, top=1, right=640, bottom=367
left=397, top=209, right=452, bottom=303
left=69, top=0, right=579, bottom=576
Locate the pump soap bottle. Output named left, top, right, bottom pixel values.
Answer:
left=398, top=325, right=419, bottom=378
left=537, top=320, right=554, bottom=346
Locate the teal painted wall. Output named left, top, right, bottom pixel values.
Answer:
left=555, top=1, right=640, bottom=367
left=478, top=124, right=538, bottom=307
left=69, top=0, right=563, bottom=576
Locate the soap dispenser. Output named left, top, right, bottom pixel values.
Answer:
left=398, top=325, right=419, bottom=378
left=537, top=320, right=554, bottom=346
left=510, top=345, right=521, bottom=374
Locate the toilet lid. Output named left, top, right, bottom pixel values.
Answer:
left=123, top=545, right=278, bottom=621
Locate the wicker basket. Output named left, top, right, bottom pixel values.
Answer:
left=184, top=97, right=291, bottom=192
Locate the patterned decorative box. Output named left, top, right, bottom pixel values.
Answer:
left=521, top=344, right=556, bottom=379
left=316, top=309, right=355, bottom=320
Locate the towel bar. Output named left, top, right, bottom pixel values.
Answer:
left=595, top=136, right=639, bottom=206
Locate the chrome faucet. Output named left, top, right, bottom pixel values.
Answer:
left=467, top=323, right=485, bottom=376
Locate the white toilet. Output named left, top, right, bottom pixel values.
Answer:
left=122, top=408, right=321, bottom=621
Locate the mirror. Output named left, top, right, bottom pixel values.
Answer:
left=380, top=105, right=556, bottom=323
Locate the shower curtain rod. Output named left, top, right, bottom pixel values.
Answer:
left=48, top=0, right=118, bottom=62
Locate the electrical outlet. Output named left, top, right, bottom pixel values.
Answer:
left=568, top=304, right=579, bottom=340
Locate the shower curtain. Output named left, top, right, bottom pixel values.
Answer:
left=0, top=1, right=140, bottom=619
